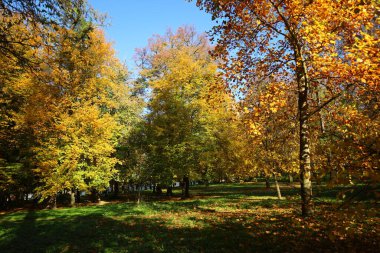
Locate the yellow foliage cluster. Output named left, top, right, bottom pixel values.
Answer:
left=1, top=18, right=137, bottom=200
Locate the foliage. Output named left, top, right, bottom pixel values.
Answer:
left=0, top=0, right=99, bottom=65
left=242, top=82, right=299, bottom=178
left=0, top=4, right=141, bottom=202
left=136, top=26, right=243, bottom=186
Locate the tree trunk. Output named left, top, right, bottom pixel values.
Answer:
left=156, top=185, right=162, bottom=195
left=50, top=195, right=57, bottom=209
left=316, top=91, right=325, bottom=133
left=70, top=189, right=75, bottom=207
left=296, top=48, right=313, bottom=217
left=166, top=186, right=173, bottom=196
left=91, top=189, right=99, bottom=203
left=265, top=177, right=271, bottom=189
left=33, top=195, right=38, bottom=208
left=182, top=176, right=190, bottom=198
left=274, top=174, right=282, bottom=199
left=114, top=181, right=119, bottom=197
left=0, top=193, right=7, bottom=210
left=53, top=197, right=57, bottom=209
left=137, top=185, right=141, bottom=204
left=75, top=189, right=81, bottom=203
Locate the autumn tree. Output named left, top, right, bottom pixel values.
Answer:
left=195, top=0, right=379, bottom=216
left=136, top=26, right=241, bottom=196
left=113, top=87, right=145, bottom=199
left=242, top=81, right=298, bottom=198
left=0, top=0, right=97, bottom=161
left=0, top=14, right=41, bottom=208
left=0, top=0, right=108, bottom=207
left=0, top=18, right=139, bottom=207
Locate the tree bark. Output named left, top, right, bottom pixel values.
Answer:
left=182, top=176, right=190, bottom=198
left=296, top=48, right=313, bottom=217
left=50, top=195, right=57, bottom=209
left=274, top=174, right=282, bottom=199
left=70, top=189, right=75, bottom=207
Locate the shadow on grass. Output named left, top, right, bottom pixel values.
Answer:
left=1, top=207, right=378, bottom=253
left=0, top=183, right=377, bottom=252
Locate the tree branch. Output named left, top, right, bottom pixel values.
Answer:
left=306, top=83, right=355, bottom=120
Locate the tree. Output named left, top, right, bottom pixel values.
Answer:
left=0, top=14, right=41, bottom=208
left=242, top=81, right=298, bottom=198
left=7, top=25, right=137, bottom=205
left=195, top=0, right=378, bottom=216
left=0, top=0, right=109, bottom=208
left=136, top=26, right=241, bottom=196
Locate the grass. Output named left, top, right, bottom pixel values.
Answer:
left=0, top=182, right=378, bottom=253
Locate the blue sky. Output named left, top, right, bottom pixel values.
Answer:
left=89, top=0, right=215, bottom=71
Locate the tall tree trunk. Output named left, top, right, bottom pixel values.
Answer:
left=274, top=174, right=282, bottom=199
left=70, top=189, right=75, bottom=207
left=316, top=90, right=325, bottom=133
left=296, top=48, right=313, bottom=217
left=182, top=176, right=190, bottom=198
left=75, top=189, right=81, bottom=203
left=316, top=91, right=325, bottom=187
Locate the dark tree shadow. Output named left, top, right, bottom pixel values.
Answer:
left=1, top=207, right=378, bottom=253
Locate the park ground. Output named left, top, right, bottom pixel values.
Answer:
left=0, top=182, right=378, bottom=253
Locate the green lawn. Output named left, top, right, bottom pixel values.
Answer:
left=0, top=183, right=378, bottom=253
